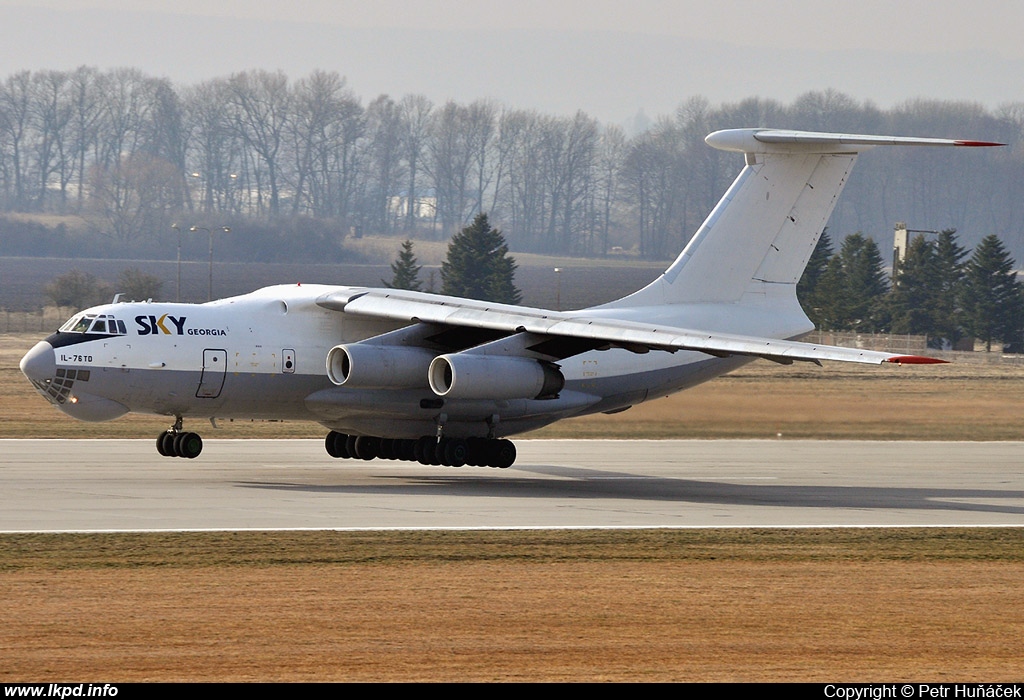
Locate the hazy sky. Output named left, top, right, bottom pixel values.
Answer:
left=1, top=0, right=1020, bottom=123
left=8, top=0, right=1022, bottom=55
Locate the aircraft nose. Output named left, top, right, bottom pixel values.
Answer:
left=20, top=341, right=56, bottom=384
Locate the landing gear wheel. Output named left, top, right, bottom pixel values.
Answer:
left=442, top=438, right=468, bottom=467
left=173, top=431, right=203, bottom=459
left=396, top=439, right=417, bottom=462
left=353, top=436, right=380, bottom=460
left=414, top=436, right=435, bottom=465
left=325, top=431, right=350, bottom=458
left=157, top=432, right=176, bottom=457
left=487, top=439, right=516, bottom=469
left=465, top=438, right=485, bottom=466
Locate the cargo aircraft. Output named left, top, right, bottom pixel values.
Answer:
left=20, top=129, right=1000, bottom=467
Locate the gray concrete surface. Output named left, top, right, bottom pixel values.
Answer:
left=1, top=439, right=1022, bottom=532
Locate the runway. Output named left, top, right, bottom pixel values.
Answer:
left=2, top=439, right=1023, bottom=532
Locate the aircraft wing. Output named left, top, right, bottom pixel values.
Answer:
left=316, top=289, right=944, bottom=366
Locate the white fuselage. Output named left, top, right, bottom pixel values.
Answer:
left=23, top=283, right=802, bottom=438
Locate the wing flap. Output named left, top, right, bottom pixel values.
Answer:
left=317, top=289, right=945, bottom=366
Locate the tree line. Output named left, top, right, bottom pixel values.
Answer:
left=2, top=68, right=1024, bottom=263
left=799, top=229, right=1024, bottom=351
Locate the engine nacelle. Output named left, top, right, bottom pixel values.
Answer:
left=428, top=354, right=564, bottom=400
left=326, top=343, right=435, bottom=388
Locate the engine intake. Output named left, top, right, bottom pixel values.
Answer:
left=428, top=354, right=564, bottom=400
left=326, top=344, right=435, bottom=388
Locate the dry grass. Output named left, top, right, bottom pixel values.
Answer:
left=2, top=529, right=1023, bottom=682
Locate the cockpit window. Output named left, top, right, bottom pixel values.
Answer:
left=59, top=314, right=126, bottom=335
left=61, top=315, right=89, bottom=333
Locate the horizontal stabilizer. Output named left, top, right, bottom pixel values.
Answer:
left=706, top=128, right=1004, bottom=154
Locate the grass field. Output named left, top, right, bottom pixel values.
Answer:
left=4, top=333, right=1024, bottom=681
left=2, top=529, right=1023, bottom=682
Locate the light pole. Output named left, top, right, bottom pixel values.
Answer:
left=190, top=172, right=203, bottom=213
left=554, top=267, right=563, bottom=311
left=190, top=225, right=230, bottom=301
left=171, top=223, right=182, bottom=302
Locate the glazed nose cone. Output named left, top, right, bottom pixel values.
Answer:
left=20, top=341, right=55, bottom=384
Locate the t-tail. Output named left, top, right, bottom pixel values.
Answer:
left=604, top=128, right=1003, bottom=312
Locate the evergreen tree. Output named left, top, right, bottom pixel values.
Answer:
left=818, top=233, right=890, bottom=332
left=960, top=234, right=1024, bottom=351
left=888, top=234, right=940, bottom=336
left=811, top=254, right=847, bottom=331
left=797, top=229, right=834, bottom=328
left=384, top=239, right=423, bottom=291
left=441, top=213, right=522, bottom=304
left=931, top=229, right=968, bottom=347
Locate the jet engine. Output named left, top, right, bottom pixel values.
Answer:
left=326, top=343, right=435, bottom=388
left=428, top=353, right=564, bottom=400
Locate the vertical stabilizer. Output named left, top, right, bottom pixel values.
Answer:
left=605, top=128, right=1001, bottom=309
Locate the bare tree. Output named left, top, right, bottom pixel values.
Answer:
left=364, top=94, right=405, bottom=233
left=67, top=66, right=103, bottom=212
left=621, top=117, right=686, bottom=259
left=399, top=94, right=432, bottom=233
left=426, top=100, right=475, bottom=236
left=465, top=99, right=498, bottom=219
left=31, top=70, right=74, bottom=211
left=595, top=124, right=625, bottom=256
left=226, top=70, right=290, bottom=216
left=184, top=78, right=240, bottom=214
left=88, top=151, right=182, bottom=246
left=0, top=71, right=33, bottom=209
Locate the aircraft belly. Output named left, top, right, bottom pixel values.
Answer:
left=562, top=353, right=753, bottom=416
left=304, top=386, right=601, bottom=438
left=93, top=367, right=329, bottom=420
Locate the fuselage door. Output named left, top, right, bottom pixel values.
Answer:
left=196, top=349, right=227, bottom=399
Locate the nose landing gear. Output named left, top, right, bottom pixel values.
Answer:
left=156, top=416, right=203, bottom=458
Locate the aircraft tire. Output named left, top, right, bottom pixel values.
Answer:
left=414, top=436, right=436, bottom=465
left=174, top=432, right=203, bottom=459
left=325, top=431, right=349, bottom=458
left=156, top=432, right=174, bottom=457
left=353, top=435, right=380, bottom=460
left=161, top=431, right=179, bottom=457
left=429, top=439, right=444, bottom=466
left=338, top=432, right=353, bottom=458
left=465, top=438, right=485, bottom=466
left=443, top=438, right=468, bottom=467
left=396, top=439, right=417, bottom=461
left=488, top=439, right=516, bottom=469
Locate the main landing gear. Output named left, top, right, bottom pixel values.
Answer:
left=155, top=416, right=203, bottom=459
left=324, top=431, right=517, bottom=469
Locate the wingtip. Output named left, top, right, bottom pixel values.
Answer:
left=953, top=140, right=1006, bottom=147
left=885, top=355, right=949, bottom=365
